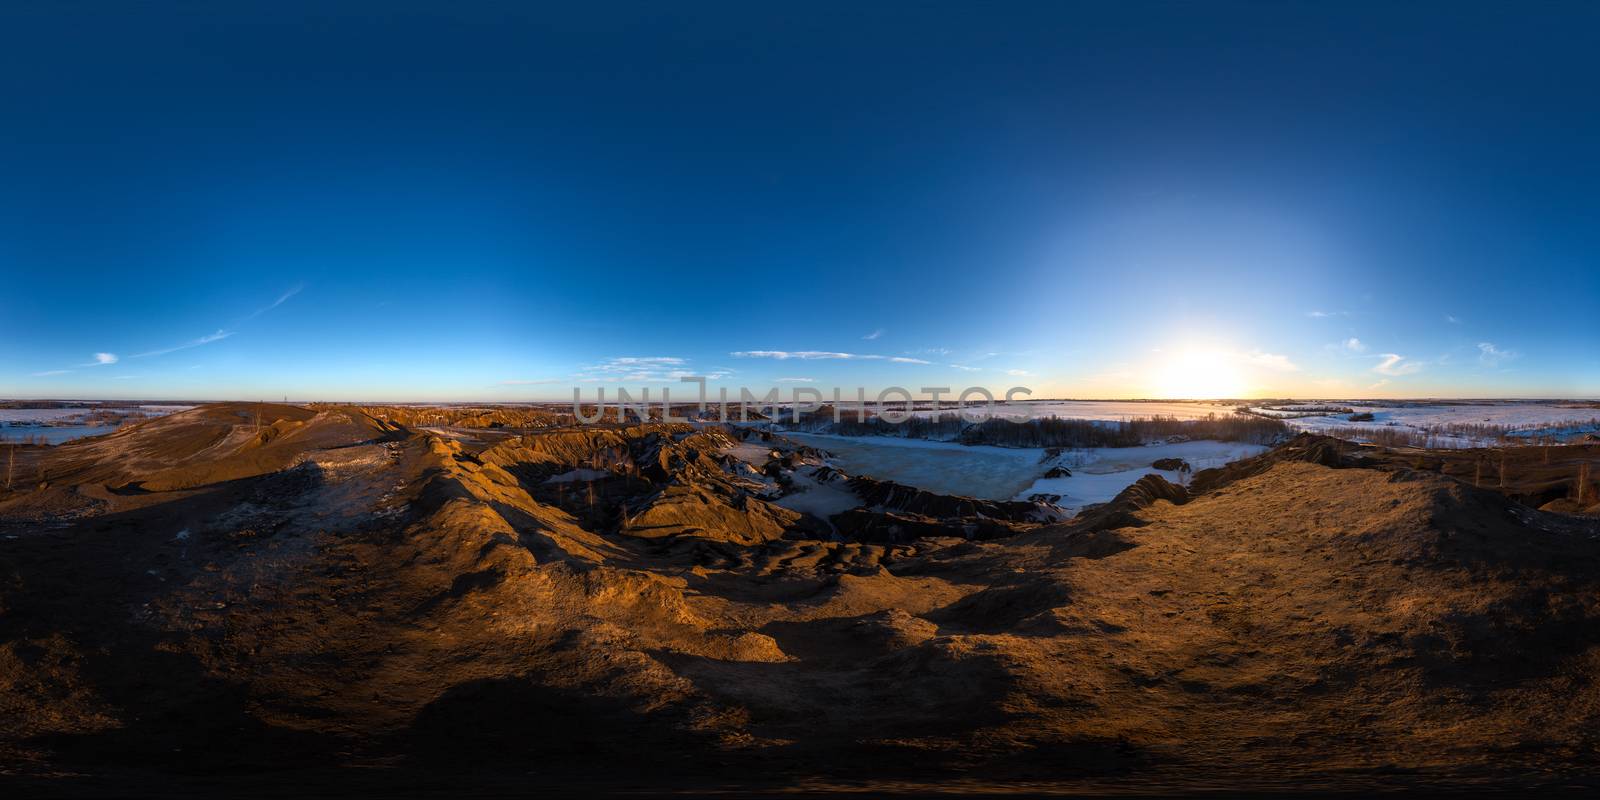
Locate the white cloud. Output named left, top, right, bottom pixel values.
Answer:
left=31, top=369, right=72, bottom=376
left=1446, top=315, right=1461, bottom=324
left=1342, top=338, right=1366, bottom=353
left=1373, top=353, right=1423, bottom=376
left=87, top=352, right=118, bottom=366
left=1369, top=379, right=1391, bottom=390
left=732, top=350, right=867, bottom=360
left=1307, top=310, right=1348, bottom=318
left=1477, top=342, right=1519, bottom=367
left=576, top=356, right=727, bottom=383
left=775, top=377, right=814, bottom=383
left=862, top=329, right=883, bottom=340
left=948, top=364, right=981, bottom=372
left=731, top=350, right=929, bottom=364
left=1006, top=369, right=1032, bottom=377
left=1240, top=351, right=1300, bottom=371
left=133, top=329, right=235, bottom=358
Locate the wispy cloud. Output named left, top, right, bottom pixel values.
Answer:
left=1369, top=378, right=1391, bottom=390
left=80, top=352, right=118, bottom=366
left=775, top=377, right=814, bottom=382
left=1341, top=338, right=1366, bottom=353
left=133, top=329, right=235, bottom=358
left=575, top=356, right=728, bottom=382
left=1307, top=310, right=1348, bottom=318
left=732, top=350, right=871, bottom=360
left=1006, top=368, right=1032, bottom=377
left=1477, top=341, right=1519, bottom=367
left=1240, top=351, right=1300, bottom=371
left=1445, top=314, right=1461, bottom=324
left=948, top=364, right=981, bottom=372
left=862, top=329, right=883, bottom=340
left=31, top=369, right=72, bottom=376
left=731, top=350, right=929, bottom=363
left=1373, top=353, right=1424, bottom=376
left=242, top=283, right=304, bottom=321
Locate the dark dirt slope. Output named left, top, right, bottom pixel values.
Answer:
left=2, top=411, right=1600, bottom=795
left=12, top=403, right=401, bottom=491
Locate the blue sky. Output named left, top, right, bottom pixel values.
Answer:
left=2, top=1, right=1596, bottom=401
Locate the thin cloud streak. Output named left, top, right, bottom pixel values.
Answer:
left=731, top=350, right=930, bottom=363
left=132, top=329, right=235, bottom=358
left=241, top=283, right=305, bottom=321
left=1477, top=342, right=1518, bottom=367
left=1373, top=353, right=1424, bottom=376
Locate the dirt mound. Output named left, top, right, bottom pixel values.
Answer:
left=624, top=483, right=797, bottom=545
left=12, top=403, right=400, bottom=494
left=4, top=417, right=1600, bottom=793
left=1187, top=431, right=1357, bottom=493
left=846, top=475, right=1049, bottom=522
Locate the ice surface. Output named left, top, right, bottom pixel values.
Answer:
left=0, top=405, right=192, bottom=445
left=771, top=468, right=862, bottom=519
left=783, top=432, right=1267, bottom=509
left=782, top=433, right=1045, bottom=500
left=1016, top=440, right=1269, bottom=510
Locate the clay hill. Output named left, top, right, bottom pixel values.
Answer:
left=2, top=403, right=1600, bottom=796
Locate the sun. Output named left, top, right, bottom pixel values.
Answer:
left=1149, top=350, right=1248, bottom=399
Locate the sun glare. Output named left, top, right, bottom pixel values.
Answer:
left=1149, top=350, right=1248, bottom=399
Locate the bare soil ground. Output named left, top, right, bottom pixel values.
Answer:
left=2, top=404, right=1599, bottom=796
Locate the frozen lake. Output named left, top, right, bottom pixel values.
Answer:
left=783, top=432, right=1267, bottom=510
left=0, top=405, right=193, bottom=445
left=784, top=432, right=1045, bottom=500
left=0, top=425, right=118, bottom=445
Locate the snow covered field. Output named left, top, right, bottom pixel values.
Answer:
left=1253, top=401, right=1600, bottom=446
left=0, top=405, right=193, bottom=444
left=782, top=432, right=1267, bottom=511
left=0, top=405, right=193, bottom=423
